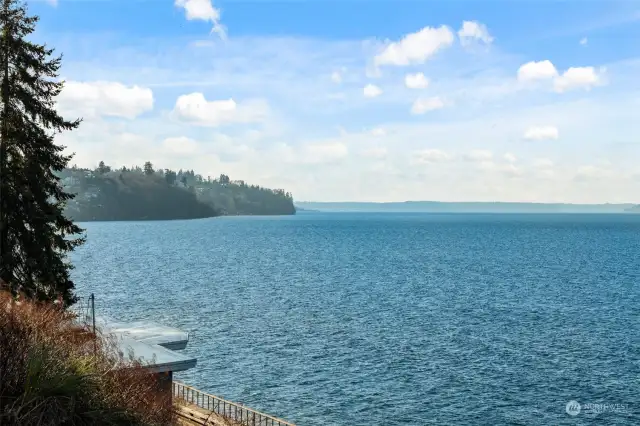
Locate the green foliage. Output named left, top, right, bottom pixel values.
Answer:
left=60, top=162, right=296, bottom=220
left=164, top=169, right=176, bottom=186
left=0, top=0, right=84, bottom=306
left=60, top=167, right=217, bottom=221
left=143, top=161, right=154, bottom=176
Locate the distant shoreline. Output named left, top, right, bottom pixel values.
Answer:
left=295, top=201, right=639, bottom=214
left=74, top=212, right=297, bottom=223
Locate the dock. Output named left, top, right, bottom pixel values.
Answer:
left=87, top=314, right=294, bottom=425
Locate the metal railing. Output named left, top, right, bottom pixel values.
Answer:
left=173, top=381, right=295, bottom=426
left=69, top=293, right=95, bottom=332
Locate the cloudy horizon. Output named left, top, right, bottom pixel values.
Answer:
left=33, top=0, right=640, bottom=204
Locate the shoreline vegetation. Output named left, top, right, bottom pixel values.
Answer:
left=60, top=162, right=296, bottom=222
left=0, top=290, right=174, bottom=426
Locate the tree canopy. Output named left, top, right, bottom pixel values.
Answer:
left=0, top=0, right=84, bottom=305
left=60, top=163, right=296, bottom=221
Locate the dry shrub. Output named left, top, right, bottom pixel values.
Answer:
left=0, top=291, right=176, bottom=425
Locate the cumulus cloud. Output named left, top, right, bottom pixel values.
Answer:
left=175, top=0, right=226, bottom=39
left=50, top=15, right=640, bottom=204
left=523, top=126, right=559, bottom=141
left=517, top=60, right=604, bottom=92
left=330, top=71, right=342, bottom=83
left=404, top=72, right=430, bottom=89
left=458, top=21, right=493, bottom=46
left=412, top=149, right=451, bottom=164
left=374, top=25, right=454, bottom=67
left=57, top=81, right=154, bottom=119
left=363, top=84, right=383, bottom=98
left=410, top=97, right=445, bottom=114
left=517, top=60, right=559, bottom=81
left=553, top=66, right=603, bottom=92
left=172, top=92, right=268, bottom=126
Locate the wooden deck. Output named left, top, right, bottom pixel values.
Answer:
left=175, top=402, right=234, bottom=425
left=173, top=381, right=295, bottom=426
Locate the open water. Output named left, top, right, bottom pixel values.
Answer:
left=70, top=213, right=640, bottom=425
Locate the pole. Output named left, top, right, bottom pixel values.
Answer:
left=90, top=293, right=96, bottom=354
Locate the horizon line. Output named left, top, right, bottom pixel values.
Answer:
left=295, top=200, right=639, bottom=206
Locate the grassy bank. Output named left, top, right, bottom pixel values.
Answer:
left=0, top=291, right=175, bottom=426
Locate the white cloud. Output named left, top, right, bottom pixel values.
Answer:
left=370, top=127, right=386, bottom=137
left=523, top=126, right=559, bottom=141
left=374, top=25, right=455, bottom=67
left=331, top=71, right=342, bottom=83
left=45, top=0, right=58, bottom=6
left=580, top=37, right=588, bottom=46
left=517, top=60, right=559, bottom=81
left=363, top=84, right=383, bottom=98
left=51, top=24, right=640, bottom=204
left=411, top=97, right=445, bottom=114
left=172, top=92, right=268, bottom=126
left=554, top=66, right=603, bottom=92
left=517, top=60, right=604, bottom=92
left=458, top=21, right=494, bottom=46
left=463, top=149, right=493, bottom=162
left=175, top=0, right=226, bottom=39
left=412, top=149, right=451, bottom=164
left=503, top=153, right=517, bottom=163
left=404, top=72, right=430, bottom=89
left=57, top=81, right=154, bottom=119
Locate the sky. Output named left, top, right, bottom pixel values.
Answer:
left=30, top=0, right=640, bottom=203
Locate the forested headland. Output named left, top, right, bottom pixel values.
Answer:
left=60, top=161, right=296, bottom=221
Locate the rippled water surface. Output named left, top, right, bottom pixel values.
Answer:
left=71, top=213, right=640, bottom=425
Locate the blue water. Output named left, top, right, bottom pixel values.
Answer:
left=70, top=213, right=640, bottom=425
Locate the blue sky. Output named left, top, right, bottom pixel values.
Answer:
left=33, top=0, right=640, bottom=202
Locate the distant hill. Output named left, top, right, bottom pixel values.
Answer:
left=60, top=163, right=295, bottom=221
left=295, top=201, right=637, bottom=214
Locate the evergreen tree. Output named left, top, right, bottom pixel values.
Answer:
left=143, top=161, right=154, bottom=175
left=0, top=0, right=84, bottom=305
left=97, top=160, right=110, bottom=174
left=164, top=169, right=176, bottom=185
